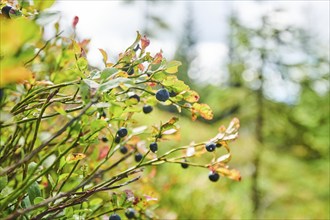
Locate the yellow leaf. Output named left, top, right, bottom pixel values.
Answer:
left=99, top=48, right=108, bottom=65
left=165, top=60, right=181, bottom=74
left=0, top=17, right=40, bottom=56
left=66, top=153, right=86, bottom=163
left=0, top=66, right=32, bottom=87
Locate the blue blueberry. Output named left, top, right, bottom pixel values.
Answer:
left=117, top=127, right=128, bottom=138
left=208, top=171, right=220, bottom=182
left=135, top=153, right=143, bottom=162
left=109, top=213, right=121, bottom=220
left=143, top=105, right=153, bottom=114
left=125, top=208, right=136, bottom=219
left=149, top=142, right=158, bottom=153
left=155, top=88, right=170, bottom=102
left=205, top=142, right=216, bottom=152
left=120, top=146, right=128, bottom=154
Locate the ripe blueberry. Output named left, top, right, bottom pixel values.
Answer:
left=181, top=161, right=189, bottom=169
left=101, top=136, right=108, bottom=142
left=127, top=68, right=134, bottom=75
left=208, top=171, right=220, bottom=182
left=149, top=142, right=158, bottom=153
left=155, top=88, right=170, bottom=102
left=117, top=127, right=128, bottom=138
left=125, top=208, right=136, bottom=219
left=216, top=143, right=222, bottom=148
left=109, top=213, right=121, bottom=220
left=205, top=142, right=216, bottom=152
left=169, top=91, right=177, bottom=97
left=143, top=105, right=153, bottom=114
left=135, top=153, right=143, bottom=162
left=129, top=94, right=140, bottom=102
left=1, top=6, right=12, bottom=18
left=120, top=146, right=128, bottom=154
left=114, top=135, right=121, bottom=143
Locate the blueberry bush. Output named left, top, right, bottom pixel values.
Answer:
left=0, top=1, right=241, bottom=219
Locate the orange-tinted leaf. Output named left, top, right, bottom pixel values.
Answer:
left=141, top=35, right=150, bottom=50
left=153, top=50, right=163, bottom=64
left=226, top=117, right=240, bottom=134
left=66, top=153, right=86, bottom=163
left=192, top=103, right=213, bottom=120
left=184, top=90, right=200, bottom=103
left=0, top=66, right=33, bottom=87
left=216, top=167, right=241, bottom=181
left=216, top=153, right=232, bottom=163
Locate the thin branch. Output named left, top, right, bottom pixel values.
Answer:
left=0, top=102, right=94, bottom=177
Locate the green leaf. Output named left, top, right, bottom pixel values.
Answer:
left=111, top=193, right=118, bottom=208
left=101, top=68, right=119, bottom=80
left=21, top=196, right=31, bottom=208
left=109, top=102, right=124, bottom=118
left=34, top=0, right=56, bottom=10
left=152, top=71, right=166, bottom=81
left=90, top=119, right=108, bottom=132
left=48, top=174, right=55, bottom=188
left=27, top=162, right=38, bottom=176
left=28, top=182, right=41, bottom=205
left=165, top=60, right=181, bottom=74
left=162, top=76, right=189, bottom=93
left=33, top=197, right=45, bottom=205
left=65, top=207, right=74, bottom=218
left=80, top=80, right=91, bottom=103
left=99, top=77, right=134, bottom=92
left=77, top=57, right=88, bottom=71
left=90, top=198, right=103, bottom=206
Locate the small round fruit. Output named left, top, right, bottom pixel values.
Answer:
left=143, top=105, right=153, bottom=114
left=101, top=136, right=108, bottom=142
left=135, top=153, right=143, bottom=162
left=169, top=91, right=177, bottom=97
left=127, top=68, right=134, bottom=75
left=216, top=143, right=223, bottom=148
left=129, top=94, right=140, bottom=102
left=117, top=127, right=128, bottom=138
left=109, top=213, right=121, bottom=220
left=120, top=146, right=128, bottom=154
left=149, top=142, right=158, bottom=153
left=208, top=171, right=220, bottom=182
left=1, top=6, right=12, bottom=18
left=205, top=142, right=216, bottom=152
left=181, top=162, right=189, bottom=169
left=155, top=88, right=170, bottom=102
left=114, top=135, right=121, bottom=143
left=125, top=208, right=136, bottom=219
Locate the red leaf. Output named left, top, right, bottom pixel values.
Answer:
left=141, top=35, right=150, bottom=50
left=72, top=16, right=79, bottom=28
left=98, top=146, right=109, bottom=161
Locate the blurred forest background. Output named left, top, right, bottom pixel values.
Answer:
left=50, top=1, right=329, bottom=219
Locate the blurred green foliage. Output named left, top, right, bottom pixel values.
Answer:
left=142, top=5, right=329, bottom=220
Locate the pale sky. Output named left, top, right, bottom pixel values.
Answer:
left=47, top=0, right=329, bottom=98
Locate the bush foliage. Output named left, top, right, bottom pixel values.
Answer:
left=0, top=1, right=240, bottom=219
